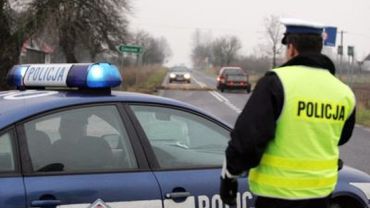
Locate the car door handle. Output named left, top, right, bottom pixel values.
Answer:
left=31, top=199, right=62, bottom=207
left=165, top=192, right=191, bottom=199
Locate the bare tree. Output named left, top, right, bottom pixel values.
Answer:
left=263, top=15, right=284, bottom=68
left=191, top=29, right=211, bottom=69
left=236, top=54, right=271, bottom=75
left=192, top=44, right=211, bottom=68
left=134, top=30, right=172, bottom=65
left=0, top=0, right=42, bottom=89
left=30, top=0, right=131, bottom=62
left=212, top=36, right=242, bottom=66
left=0, top=0, right=131, bottom=89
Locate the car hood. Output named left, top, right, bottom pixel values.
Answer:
left=336, top=165, right=370, bottom=206
left=339, top=165, right=370, bottom=182
left=171, top=72, right=189, bottom=75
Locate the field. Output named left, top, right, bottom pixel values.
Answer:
left=337, top=73, right=370, bottom=126
left=117, top=65, right=167, bottom=94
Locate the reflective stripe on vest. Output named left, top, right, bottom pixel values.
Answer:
left=249, top=171, right=337, bottom=189
left=249, top=66, right=356, bottom=199
left=260, top=154, right=338, bottom=171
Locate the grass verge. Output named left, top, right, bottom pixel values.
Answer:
left=356, top=104, right=370, bottom=127
left=119, top=65, right=167, bottom=94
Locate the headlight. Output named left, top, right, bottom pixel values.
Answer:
left=184, top=73, right=191, bottom=79
left=169, top=73, right=176, bottom=78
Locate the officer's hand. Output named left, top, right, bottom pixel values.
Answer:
left=220, top=176, right=238, bottom=206
left=338, top=158, right=343, bottom=171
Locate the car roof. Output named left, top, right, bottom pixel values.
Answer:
left=220, top=66, right=242, bottom=72
left=0, top=90, right=227, bottom=129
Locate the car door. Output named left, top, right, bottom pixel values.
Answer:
left=129, top=104, right=254, bottom=208
left=0, top=128, right=26, bottom=208
left=19, top=104, right=162, bottom=208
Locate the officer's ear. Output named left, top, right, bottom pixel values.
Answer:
left=286, top=43, right=299, bottom=60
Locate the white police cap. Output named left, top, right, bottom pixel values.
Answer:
left=280, top=18, right=325, bottom=44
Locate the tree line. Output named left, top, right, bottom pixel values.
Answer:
left=0, top=0, right=171, bottom=89
left=191, top=15, right=284, bottom=74
left=191, top=31, right=274, bottom=75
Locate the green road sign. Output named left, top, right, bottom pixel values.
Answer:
left=117, top=44, right=143, bottom=54
left=348, top=46, right=354, bottom=57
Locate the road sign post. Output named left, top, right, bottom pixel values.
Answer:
left=116, top=44, right=144, bottom=85
left=117, top=45, right=143, bottom=54
left=337, top=45, right=343, bottom=55
left=347, top=46, right=354, bottom=57
left=117, top=44, right=143, bottom=68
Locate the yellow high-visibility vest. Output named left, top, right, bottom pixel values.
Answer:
left=249, top=66, right=356, bottom=199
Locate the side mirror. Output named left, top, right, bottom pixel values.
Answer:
left=338, top=158, right=343, bottom=171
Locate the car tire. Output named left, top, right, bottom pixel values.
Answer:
left=329, top=197, right=363, bottom=208
left=220, top=86, right=225, bottom=92
left=246, top=86, right=251, bottom=93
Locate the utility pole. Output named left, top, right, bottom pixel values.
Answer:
left=340, top=30, right=344, bottom=65
left=337, top=30, right=347, bottom=74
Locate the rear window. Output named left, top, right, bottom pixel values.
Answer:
left=223, top=68, right=244, bottom=75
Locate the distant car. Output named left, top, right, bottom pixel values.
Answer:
left=0, top=63, right=369, bottom=208
left=217, top=66, right=251, bottom=93
left=169, top=66, right=191, bottom=83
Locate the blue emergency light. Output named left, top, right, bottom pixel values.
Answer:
left=7, top=63, right=122, bottom=89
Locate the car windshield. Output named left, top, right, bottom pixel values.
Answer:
left=171, top=67, right=189, bottom=72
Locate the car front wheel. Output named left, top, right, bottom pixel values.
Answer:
left=329, top=197, right=363, bottom=208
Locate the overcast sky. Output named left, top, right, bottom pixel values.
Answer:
left=130, top=0, right=370, bottom=66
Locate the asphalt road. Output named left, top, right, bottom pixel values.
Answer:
left=159, top=70, right=370, bottom=174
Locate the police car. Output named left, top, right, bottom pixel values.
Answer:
left=0, top=63, right=369, bottom=208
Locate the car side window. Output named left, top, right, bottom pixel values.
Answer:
left=130, top=105, right=229, bottom=169
left=0, top=132, right=16, bottom=172
left=24, top=105, right=138, bottom=172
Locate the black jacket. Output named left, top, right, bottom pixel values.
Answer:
left=225, top=54, right=356, bottom=175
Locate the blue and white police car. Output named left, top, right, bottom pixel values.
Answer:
left=0, top=63, right=369, bottom=208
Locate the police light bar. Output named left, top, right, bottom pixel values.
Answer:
left=7, top=63, right=122, bottom=89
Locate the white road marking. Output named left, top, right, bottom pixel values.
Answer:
left=209, top=91, right=242, bottom=114
left=209, top=91, right=224, bottom=102
left=187, top=74, right=242, bottom=114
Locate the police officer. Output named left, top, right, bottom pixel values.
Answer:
left=220, top=18, right=356, bottom=208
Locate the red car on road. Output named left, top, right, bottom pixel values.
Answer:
left=216, top=66, right=251, bottom=93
